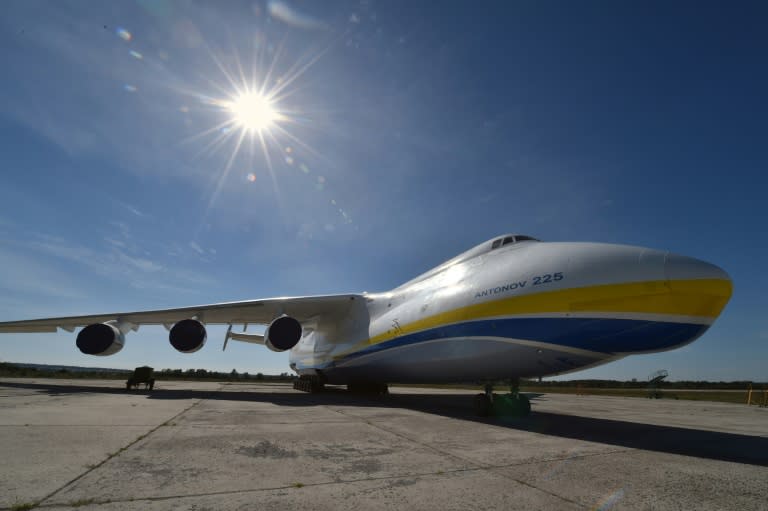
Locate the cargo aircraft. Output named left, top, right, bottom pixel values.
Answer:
left=0, top=235, right=732, bottom=415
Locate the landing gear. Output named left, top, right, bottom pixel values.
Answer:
left=347, top=382, right=389, bottom=396
left=474, top=380, right=531, bottom=417
left=293, top=375, right=324, bottom=393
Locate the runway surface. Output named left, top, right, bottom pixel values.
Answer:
left=0, top=379, right=766, bottom=510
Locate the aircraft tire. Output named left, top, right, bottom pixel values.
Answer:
left=492, top=393, right=531, bottom=417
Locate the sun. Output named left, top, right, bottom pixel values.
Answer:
left=184, top=42, right=329, bottom=216
left=226, top=92, right=280, bottom=134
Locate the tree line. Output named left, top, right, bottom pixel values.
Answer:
left=0, top=362, right=294, bottom=381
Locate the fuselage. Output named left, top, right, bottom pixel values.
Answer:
left=289, top=236, right=732, bottom=384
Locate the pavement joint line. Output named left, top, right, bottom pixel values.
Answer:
left=171, top=421, right=361, bottom=428
left=0, top=424, right=166, bottom=427
left=31, top=384, right=225, bottom=509
left=0, top=392, right=596, bottom=510
left=492, top=448, right=633, bottom=469
left=7, top=464, right=586, bottom=509
left=484, top=468, right=584, bottom=507
left=328, top=406, right=493, bottom=467
left=325, top=406, right=594, bottom=508
left=16, top=451, right=635, bottom=510
left=5, top=383, right=765, bottom=509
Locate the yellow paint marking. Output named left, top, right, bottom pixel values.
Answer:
left=333, top=278, right=731, bottom=360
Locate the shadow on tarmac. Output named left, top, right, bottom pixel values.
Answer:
left=2, top=380, right=766, bottom=467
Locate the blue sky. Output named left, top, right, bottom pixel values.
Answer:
left=0, top=1, right=766, bottom=381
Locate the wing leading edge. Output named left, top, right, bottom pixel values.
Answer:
left=0, top=294, right=365, bottom=333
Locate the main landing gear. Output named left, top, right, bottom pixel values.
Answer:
left=292, top=376, right=389, bottom=396
left=293, top=375, right=325, bottom=393
left=473, top=380, right=531, bottom=417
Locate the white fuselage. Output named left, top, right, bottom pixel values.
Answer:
left=288, top=238, right=731, bottom=384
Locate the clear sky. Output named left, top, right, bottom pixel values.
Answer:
left=0, top=1, right=766, bottom=381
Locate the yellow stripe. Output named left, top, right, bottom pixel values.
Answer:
left=364, top=278, right=731, bottom=348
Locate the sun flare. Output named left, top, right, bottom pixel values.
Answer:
left=186, top=42, right=330, bottom=217
left=226, top=92, right=279, bottom=134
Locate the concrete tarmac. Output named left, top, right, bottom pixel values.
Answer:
left=0, top=379, right=766, bottom=510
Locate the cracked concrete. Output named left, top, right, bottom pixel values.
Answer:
left=0, top=379, right=766, bottom=510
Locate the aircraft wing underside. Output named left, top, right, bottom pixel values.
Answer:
left=0, top=294, right=364, bottom=333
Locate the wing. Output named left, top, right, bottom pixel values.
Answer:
left=0, top=294, right=364, bottom=333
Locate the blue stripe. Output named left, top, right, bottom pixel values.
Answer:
left=341, top=317, right=709, bottom=361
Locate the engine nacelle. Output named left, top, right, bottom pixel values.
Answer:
left=264, top=315, right=302, bottom=352
left=169, top=319, right=207, bottom=353
left=76, top=322, right=125, bottom=356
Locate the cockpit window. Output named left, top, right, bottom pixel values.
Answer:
left=491, top=235, right=539, bottom=251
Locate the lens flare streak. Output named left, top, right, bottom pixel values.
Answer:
left=116, top=27, right=132, bottom=41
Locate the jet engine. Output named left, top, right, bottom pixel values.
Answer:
left=76, top=322, right=125, bottom=356
left=169, top=319, right=207, bottom=353
left=264, top=315, right=302, bottom=352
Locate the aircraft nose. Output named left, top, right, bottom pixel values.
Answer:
left=662, top=253, right=733, bottom=317
left=664, top=253, right=732, bottom=283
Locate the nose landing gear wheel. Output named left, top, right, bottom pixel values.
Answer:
left=474, top=380, right=531, bottom=417
left=493, top=393, right=531, bottom=417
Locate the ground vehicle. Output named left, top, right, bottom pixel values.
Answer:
left=126, top=366, right=155, bottom=390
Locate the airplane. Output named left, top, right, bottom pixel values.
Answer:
left=0, top=234, right=732, bottom=416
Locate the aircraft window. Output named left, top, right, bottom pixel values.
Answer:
left=491, top=239, right=502, bottom=249
left=514, top=235, right=538, bottom=242
left=502, top=236, right=514, bottom=246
